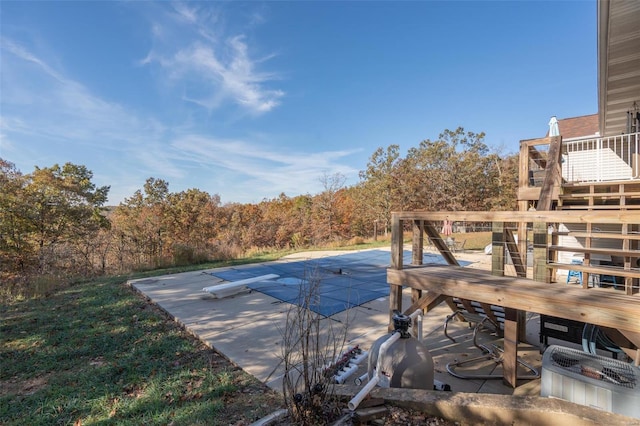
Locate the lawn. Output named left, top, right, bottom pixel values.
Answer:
left=0, top=234, right=493, bottom=425
left=0, top=278, right=282, bottom=425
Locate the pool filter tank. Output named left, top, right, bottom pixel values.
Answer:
left=367, top=311, right=434, bottom=389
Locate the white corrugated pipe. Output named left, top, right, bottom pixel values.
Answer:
left=348, top=332, right=402, bottom=410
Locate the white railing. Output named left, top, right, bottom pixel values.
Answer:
left=561, top=132, right=640, bottom=183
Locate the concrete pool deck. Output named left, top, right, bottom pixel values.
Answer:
left=128, top=247, right=546, bottom=396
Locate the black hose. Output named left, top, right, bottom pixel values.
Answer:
left=582, top=323, right=622, bottom=355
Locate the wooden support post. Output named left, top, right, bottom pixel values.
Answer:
left=622, top=223, right=633, bottom=295
left=412, top=220, right=424, bottom=266
left=391, top=215, right=403, bottom=270
left=389, top=284, right=403, bottom=332
left=390, top=214, right=404, bottom=329
left=518, top=220, right=528, bottom=278
left=549, top=222, right=558, bottom=283
left=533, top=222, right=551, bottom=283
left=517, top=200, right=529, bottom=280
left=411, top=288, right=422, bottom=307
left=583, top=222, right=592, bottom=289
left=518, top=142, right=530, bottom=191
left=492, top=222, right=528, bottom=341
left=502, top=307, right=520, bottom=388
left=502, top=227, right=529, bottom=340
left=633, top=222, right=639, bottom=295
left=491, top=222, right=505, bottom=277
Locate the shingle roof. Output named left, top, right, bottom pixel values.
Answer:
left=546, top=114, right=599, bottom=139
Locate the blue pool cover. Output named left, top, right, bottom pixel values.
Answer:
left=210, top=250, right=470, bottom=317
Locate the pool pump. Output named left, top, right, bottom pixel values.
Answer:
left=367, top=310, right=435, bottom=390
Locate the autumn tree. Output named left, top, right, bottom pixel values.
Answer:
left=254, top=193, right=312, bottom=249
left=358, top=145, right=402, bottom=236
left=401, top=128, right=502, bottom=211
left=1, top=126, right=521, bottom=294
left=0, top=160, right=110, bottom=282
left=0, top=159, right=31, bottom=275
left=110, top=178, right=170, bottom=269
left=313, top=172, right=346, bottom=242
left=487, top=151, right=519, bottom=210
left=165, top=189, right=222, bottom=264
left=289, top=194, right=314, bottom=248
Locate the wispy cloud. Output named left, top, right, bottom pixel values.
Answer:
left=171, top=2, right=199, bottom=24
left=1, top=38, right=65, bottom=83
left=0, top=36, right=353, bottom=204
left=142, top=3, right=284, bottom=115
left=171, top=135, right=359, bottom=199
left=0, top=38, right=180, bottom=190
left=1, top=40, right=125, bottom=134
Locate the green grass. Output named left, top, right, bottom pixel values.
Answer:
left=0, top=234, right=492, bottom=425
left=447, top=231, right=492, bottom=250
left=0, top=278, right=281, bottom=425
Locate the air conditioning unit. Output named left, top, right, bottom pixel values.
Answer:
left=541, top=345, right=639, bottom=418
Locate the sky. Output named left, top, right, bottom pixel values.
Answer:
left=1, top=1, right=597, bottom=205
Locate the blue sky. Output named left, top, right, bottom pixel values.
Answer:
left=1, top=1, right=597, bottom=205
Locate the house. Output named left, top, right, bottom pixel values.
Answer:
left=386, top=0, right=640, bottom=391
left=515, top=1, right=640, bottom=270
left=522, top=0, right=640, bottom=199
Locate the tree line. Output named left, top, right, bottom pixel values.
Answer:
left=0, top=128, right=518, bottom=292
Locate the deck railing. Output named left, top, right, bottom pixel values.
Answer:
left=390, top=211, right=640, bottom=295
left=562, top=132, right=640, bottom=183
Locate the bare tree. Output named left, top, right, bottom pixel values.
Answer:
left=278, top=267, right=350, bottom=425
left=315, top=172, right=346, bottom=242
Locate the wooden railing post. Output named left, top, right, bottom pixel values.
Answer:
left=411, top=220, right=424, bottom=308
left=494, top=221, right=526, bottom=384
left=390, top=214, right=403, bottom=270
left=491, top=221, right=505, bottom=277
left=412, top=220, right=424, bottom=266
left=503, top=307, right=519, bottom=388
left=533, top=222, right=551, bottom=283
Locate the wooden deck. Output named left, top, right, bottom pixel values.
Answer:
left=387, top=265, right=640, bottom=333
left=388, top=210, right=640, bottom=388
